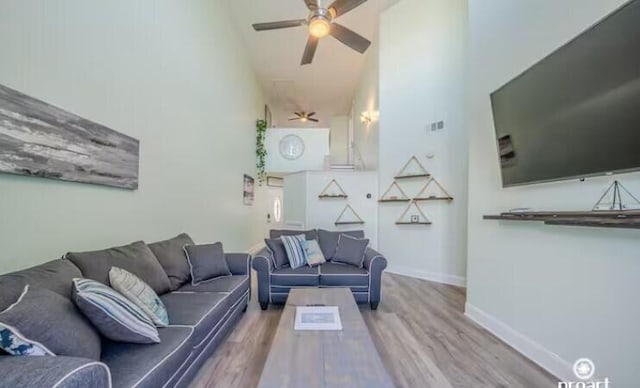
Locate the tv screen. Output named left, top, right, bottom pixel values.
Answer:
left=490, top=0, right=640, bottom=187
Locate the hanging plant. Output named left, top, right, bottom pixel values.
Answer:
left=256, top=119, right=267, bottom=185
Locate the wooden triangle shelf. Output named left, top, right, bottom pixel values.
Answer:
left=395, top=201, right=432, bottom=225
left=394, top=156, right=430, bottom=179
left=334, top=204, right=365, bottom=225
left=318, top=179, right=348, bottom=199
left=379, top=181, right=411, bottom=202
left=413, top=177, right=453, bottom=201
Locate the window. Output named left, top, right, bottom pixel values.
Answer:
left=273, top=197, right=282, bottom=223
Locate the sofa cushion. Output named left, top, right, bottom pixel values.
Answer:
left=66, top=241, right=171, bottom=295
left=183, top=242, right=231, bottom=285
left=109, top=267, right=169, bottom=327
left=160, top=292, right=231, bottom=347
left=317, top=229, right=365, bottom=259
left=271, top=266, right=319, bottom=287
left=72, top=278, right=160, bottom=344
left=305, top=239, right=326, bottom=267
left=0, top=259, right=82, bottom=311
left=264, top=238, right=289, bottom=269
left=270, top=229, right=318, bottom=240
left=280, top=235, right=308, bottom=269
left=177, top=275, right=249, bottom=304
left=332, top=234, right=369, bottom=268
left=319, top=262, right=369, bottom=288
left=101, top=326, right=193, bottom=388
left=0, top=285, right=101, bottom=359
left=148, top=233, right=195, bottom=290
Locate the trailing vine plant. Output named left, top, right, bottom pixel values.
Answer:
left=256, top=119, right=267, bottom=185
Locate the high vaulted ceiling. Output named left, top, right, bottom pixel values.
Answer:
left=228, top=0, right=397, bottom=127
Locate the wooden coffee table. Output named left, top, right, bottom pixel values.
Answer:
left=257, top=288, right=394, bottom=388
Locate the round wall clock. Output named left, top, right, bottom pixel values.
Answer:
left=279, top=134, right=305, bottom=160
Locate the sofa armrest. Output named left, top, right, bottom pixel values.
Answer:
left=225, top=253, right=251, bottom=275
left=363, top=248, right=387, bottom=308
left=251, top=248, right=273, bottom=307
left=0, top=356, right=111, bottom=388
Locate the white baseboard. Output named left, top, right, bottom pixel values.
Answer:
left=464, top=303, right=572, bottom=381
left=386, top=265, right=467, bottom=287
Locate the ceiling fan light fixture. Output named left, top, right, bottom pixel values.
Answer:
left=300, top=117, right=309, bottom=123
left=308, top=16, right=331, bottom=38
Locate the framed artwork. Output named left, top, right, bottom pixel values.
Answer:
left=0, top=84, right=139, bottom=189
left=243, top=174, right=255, bottom=206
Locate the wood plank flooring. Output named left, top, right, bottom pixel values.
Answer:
left=191, top=272, right=559, bottom=388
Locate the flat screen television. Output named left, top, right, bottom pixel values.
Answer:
left=490, top=0, right=640, bottom=187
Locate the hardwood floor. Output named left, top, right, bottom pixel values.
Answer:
left=191, top=272, right=559, bottom=388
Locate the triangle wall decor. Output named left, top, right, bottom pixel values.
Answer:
left=414, top=177, right=453, bottom=201
left=379, top=181, right=411, bottom=202
left=394, top=156, right=430, bottom=179
left=396, top=201, right=431, bottom=225
left=335, top=204, right=365, bottom=225
left=318, top=179, right=348, bottom=199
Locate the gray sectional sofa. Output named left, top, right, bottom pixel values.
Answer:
left=0, top=234, right=250, bottom=388
left=253, top=229, right=387, bottom=310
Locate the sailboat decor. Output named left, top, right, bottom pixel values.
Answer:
left=592, top=180, right=640, bottom=211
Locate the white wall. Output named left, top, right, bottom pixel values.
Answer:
left=329, top=116, right=350, bottom=165
left=352, top=37, right=380, bottom=171
left=466, top=0, right=640, bottom=385
left=378, top=0, right=468, bottom=286
left=283, top=171, right=378, bottom=247
left=264, top=128, right=330, bottom=173
left=0, top=0, right=266, bottom=273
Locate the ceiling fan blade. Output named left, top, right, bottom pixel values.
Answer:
left=307, top=112, right=316, bottom=117
left=328, top=0, right=368, bottom=17
left=330, top=23, right=371, bottom=53
left=308, top=118, right=320, bottom=122
left=295, top=112, right=303, bottom=117
left=288, top=118, right=301, bottom=121
left=303, top=0, right=319, bottom=10
left=301, top=36, right=319, bottom=65
left=252, top=19, right=306, bottom=31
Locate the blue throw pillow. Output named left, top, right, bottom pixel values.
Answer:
left=280, top=234, right=308, bottom=269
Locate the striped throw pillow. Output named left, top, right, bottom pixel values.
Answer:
left=109, top=267, right=169, bottom=327
left=72, top=278, right=160, bottom=344
left=280, top=234, right=308, bottom=269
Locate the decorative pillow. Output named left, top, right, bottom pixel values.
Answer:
left=183, top=243, right=231, bottom=286
left=317, top=229, right=365, bottom=260
left=72, top=278, right=160, bottom=344
left=280, top=234, right=308, bottom=269
left=264, top=238, right=289, bottom=269
left=305, top=240, right=326, bottom=267
left=109, top=267, right=169, bottom=327
left=66, top=241, right=171, bottom=295
left=148, top=233, right=195, bottom=290
left=0, top=285, right=101, bottom=359
left=331, top=234, right=370, bottom=268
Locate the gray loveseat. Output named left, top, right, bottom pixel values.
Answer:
left=253, top=229, right=387, bottom=310
left=0, top=234, right=250, bottom=388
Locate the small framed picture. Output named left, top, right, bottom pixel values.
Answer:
left=411, top=215, right=420, bottom=223
left=243, top=174, right=254, bottom=206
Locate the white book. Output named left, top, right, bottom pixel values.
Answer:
left=294, top=306, right=342, bottom=331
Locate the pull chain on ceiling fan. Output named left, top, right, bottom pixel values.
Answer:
left=252, top=0, right=371, bottom=65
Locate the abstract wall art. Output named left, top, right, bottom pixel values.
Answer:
left=0, top=84, right=139, bottom=190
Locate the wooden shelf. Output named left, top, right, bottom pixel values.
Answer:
left=483, top=210, right=640, bottom=229
left=379, top=198, right=411, bottom=203
left=414, top=196, right=453, bottom=201
left=318, top=195, right=348, bottom=199
left=394, top=174, right=430, bottom=180
left=335, top=221, right=365, bottom=225
left=395, top=221, right=432, bottom=225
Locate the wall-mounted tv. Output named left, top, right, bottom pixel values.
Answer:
left=490, top=0, right=640, bottom=187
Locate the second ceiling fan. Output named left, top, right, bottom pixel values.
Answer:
left=252, top=0, right=371, bottom=65
left=289, top=111, right=319, bottom=123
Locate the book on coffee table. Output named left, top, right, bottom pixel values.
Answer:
left=294, top=306, right=342, bottom=331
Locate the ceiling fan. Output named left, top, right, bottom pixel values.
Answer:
left=289, top=111, right=319, bottom=123
left=252, top=0, right=371, bottom=65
